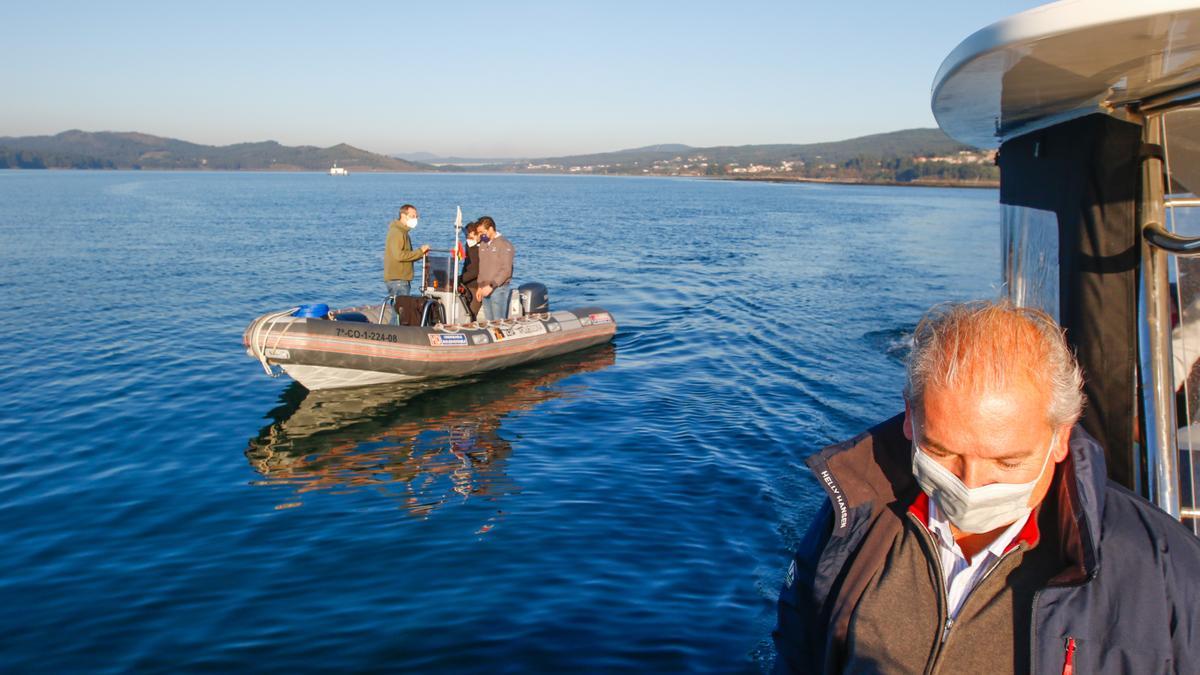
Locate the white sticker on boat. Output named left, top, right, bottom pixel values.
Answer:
left=547, top=322, right=561, bottom=332
left=588, top=313, right=612, bottom=324
left=489, top=321, right=549, bottom=342
left=471, top=333, right=490, bottom=345
left=428, top=333, right=468, bottom=346
left=264, top=348, right=290, bottom=359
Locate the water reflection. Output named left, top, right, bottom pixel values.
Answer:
left=247, top=346, right=616, bottom=520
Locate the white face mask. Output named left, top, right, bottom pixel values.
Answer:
left=407, top=217, right=418, bottom=230
left=911, top=432, right=1057, bottom=534
left=466, top=237, right=477, bottom=247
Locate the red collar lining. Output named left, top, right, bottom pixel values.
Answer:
left=908, top=491, right=1041, bottom=553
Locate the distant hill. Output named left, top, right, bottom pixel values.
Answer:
left=492, top=128, right=996, bottom=184
left=507, top=129, right=972, bottom=169
left=0, top=128, right=995, bottom=183
left=0, top=130, right=431, bottom=171
left=393, top=152, right=519, bottom=166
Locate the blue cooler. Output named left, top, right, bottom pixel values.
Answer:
left=292, top=303, right=330, bottom=318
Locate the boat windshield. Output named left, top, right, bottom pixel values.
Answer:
left=422, top=253, right=457, bottom=292
left=1164, top=105, right=1200, bottom=533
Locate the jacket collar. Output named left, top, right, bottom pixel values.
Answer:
left=805, top=414, right=1104, bottom=580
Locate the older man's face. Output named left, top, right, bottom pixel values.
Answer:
left=903, top=378, right=1071, bottom=513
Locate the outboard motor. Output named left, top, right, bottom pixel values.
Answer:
left=515, top=282, right=550, bottom=316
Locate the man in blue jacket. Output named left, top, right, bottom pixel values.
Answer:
left=773, top=300, right=1200, bottom=673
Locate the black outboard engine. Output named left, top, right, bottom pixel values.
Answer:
left=515, top=282, right=550, bottom=316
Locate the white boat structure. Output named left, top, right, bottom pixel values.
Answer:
left=329, top=162, right=348, bottom=176
left=933, top=0, right=1200, bottom=532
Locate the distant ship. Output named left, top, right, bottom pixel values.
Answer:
left=329, top=162, right=348, bottom=176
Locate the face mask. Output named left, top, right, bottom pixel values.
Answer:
left=466, top=238, right=477, bottom=247
left=407, top=217, right=418, bottom=230
left=480, top=234, right=490, bottom=243
left=911, top=433, right=1057, bottom=534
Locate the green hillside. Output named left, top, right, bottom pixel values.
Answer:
left=0, top=127, right=996, bottom=183
left=501, top=128, right=997, bottom=184
left=0, top=130, right=430, bottom=171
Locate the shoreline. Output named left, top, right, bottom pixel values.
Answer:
left=707, top=174, right=999, bottom=189
left=0, top=166, right=1001, bottom=189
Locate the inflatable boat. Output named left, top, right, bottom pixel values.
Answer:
left=243, top=253, right=617, bottom=391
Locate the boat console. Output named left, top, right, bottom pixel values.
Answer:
left=420, top=254, right=552, bottom=324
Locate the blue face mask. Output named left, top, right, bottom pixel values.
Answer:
left=480, top=234, right=490, bottom=243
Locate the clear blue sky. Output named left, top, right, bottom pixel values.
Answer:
left=1, top=1, right=1048, bottom=157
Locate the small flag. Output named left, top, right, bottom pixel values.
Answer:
left=454, top=205, right=464, bottom=259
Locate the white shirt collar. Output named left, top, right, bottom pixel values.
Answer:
left=927, top=495, right=1028, bottom=560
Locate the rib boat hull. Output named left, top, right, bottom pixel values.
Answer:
left=244, top=305, right=617, bottom=391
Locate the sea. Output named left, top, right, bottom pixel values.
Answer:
left=0, top=171, right=1000, bottom=672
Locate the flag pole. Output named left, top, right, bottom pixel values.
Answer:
left=452, top=205, right=462, bottom=324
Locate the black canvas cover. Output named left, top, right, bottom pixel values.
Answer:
left=999, top=113, right=1141, bottom=489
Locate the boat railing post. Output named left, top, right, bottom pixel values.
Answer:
left=1138, top=111, right=1182, bottom=519
left=452, top=206, right=462, bottom=325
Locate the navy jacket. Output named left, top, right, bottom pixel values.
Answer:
left=773, top=414, right=1200, bottom=673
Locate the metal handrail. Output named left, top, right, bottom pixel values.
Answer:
left=1144, top=222, right=1200, bottom=257
left=1138, top=113, right=1182, bottom=521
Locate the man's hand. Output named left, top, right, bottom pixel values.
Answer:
left=419, top=244, right=430, bottom=254
left=475, top=285, right=492, bottom=302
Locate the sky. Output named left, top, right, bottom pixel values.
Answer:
left=1, top=1, right=1050, bottom=158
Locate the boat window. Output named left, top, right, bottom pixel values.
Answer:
left=1001, top=205, right=1059, bottom=321
left=1167, top=203, right=1200, bottom=534
left=1163, top=106, right=1200, bottom=532
left=1164, top=107, right=1200, bottom=199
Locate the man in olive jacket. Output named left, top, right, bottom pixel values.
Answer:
left=384, top=204, right=429, bottom=297
left=773, top=300, right=1200, bottom=673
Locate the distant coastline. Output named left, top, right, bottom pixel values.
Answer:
left=1, top=128, right=998, bottom=185
left=0, top=165, right=1000, bottom=189
left=711, top=174, right=999, bottom=189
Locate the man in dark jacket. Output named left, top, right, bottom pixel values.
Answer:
left=459, top=220, right=483, bottom=320
left=773, top=300, right=1200, bottom=673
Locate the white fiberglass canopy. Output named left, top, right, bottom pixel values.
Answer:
left=932, top=0, right=1200, bottom=148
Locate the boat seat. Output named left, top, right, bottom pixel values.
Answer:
left=393, top=295, right=427, bottom=327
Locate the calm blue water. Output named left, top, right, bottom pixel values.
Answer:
left=0, top=171, right=999, bottom=672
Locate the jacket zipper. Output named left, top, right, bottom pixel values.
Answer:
left=1062, top=636, right=1076, bottom=675
left=910, top=517, right=949, bottom=675
left=911, top=513, right=1025, bottom=674
left=935, top=547, right=1020, bottom=647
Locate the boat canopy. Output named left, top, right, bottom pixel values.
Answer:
left=933, top=1, right=1200, bottom=530
left=932, top=0, right=1200, bottom=149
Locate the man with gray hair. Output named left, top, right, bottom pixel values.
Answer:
left=773, top=300, right=1200, bottom=673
